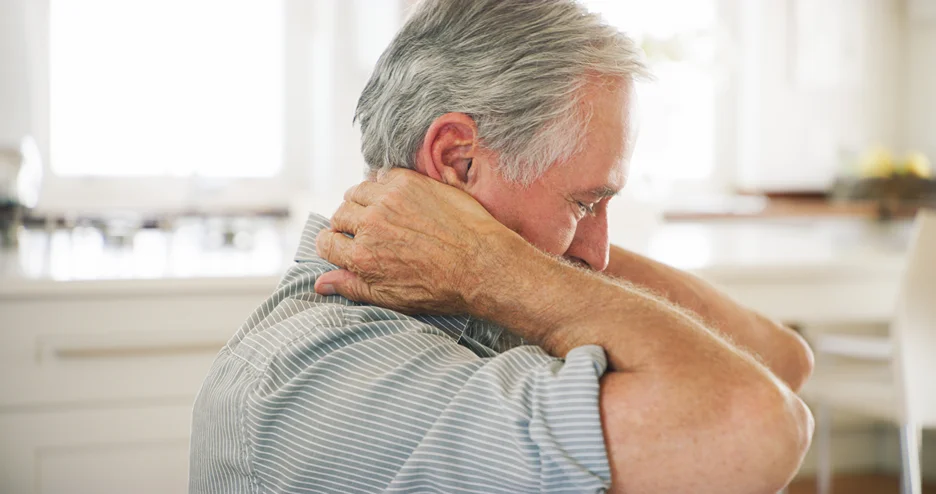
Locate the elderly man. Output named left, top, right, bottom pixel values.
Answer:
left=190, top=1, right=814, bottom=493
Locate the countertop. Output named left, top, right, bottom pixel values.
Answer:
left=0, top=216, right=913, bottom=298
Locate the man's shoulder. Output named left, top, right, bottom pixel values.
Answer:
left=216, top=221, right=475, bottom=377
left=228, top=289, right=454, bottom=372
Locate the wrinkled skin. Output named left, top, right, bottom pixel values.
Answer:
left=315, top=78, right=635, bottom=311
left=314, top=168, right=524, bottom=315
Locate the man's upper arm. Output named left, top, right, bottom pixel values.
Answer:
left=252, top=328, right=612, bottom=493
left=598, top=368, right=811, bottom=494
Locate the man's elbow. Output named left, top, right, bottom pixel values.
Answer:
left=777, top=326, right=815, bottom=393
left=757, top=314, right=815, bottom=392
left=738, top=377, right=815, bottom=492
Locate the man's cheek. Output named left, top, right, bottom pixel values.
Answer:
left=544, top=221, right=579, bottom=257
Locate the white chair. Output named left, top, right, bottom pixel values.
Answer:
left=800, top=209, right=936, bottom=494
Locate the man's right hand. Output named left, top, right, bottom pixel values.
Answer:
left=314, top=168, right=527, bottom=316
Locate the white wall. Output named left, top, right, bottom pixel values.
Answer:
left=291, top=0, right=404, bottom=218
left=735, top=0, right=906, bottom=192
left=905, top=16, right=936, bottom=161
left=0, top=0, right=31, bottom=149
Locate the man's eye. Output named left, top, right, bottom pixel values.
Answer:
left=576, top=201, right=596, bottom=216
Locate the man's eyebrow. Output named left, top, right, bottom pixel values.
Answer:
left=582, top=185, right=622, bottom=199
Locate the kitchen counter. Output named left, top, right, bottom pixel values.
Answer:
left=0, top=218, right=297, bottom=297
left=1, top=215, right=913, bottom=323
left=645, top=217, right=911, bottom=324
left=648, top=217, right=910, bottom=279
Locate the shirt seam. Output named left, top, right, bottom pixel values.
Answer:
left=215, top=347, right=264, bottom=494
left=226, top=344, right=266, bottom=373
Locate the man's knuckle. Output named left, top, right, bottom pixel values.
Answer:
left=384, top=185, right=410, bottom=208
left=344, top=184, right=358, bottom=202
left=381, top=196, right=399, bottom=213
left=358, top=209, right=376, bottom=228
left=349, top=244, right=374, bottom=270
left=330, top=210, right=344, bottom=229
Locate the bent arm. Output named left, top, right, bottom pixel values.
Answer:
left=469, top=236, right=814, bottom=494
left=604, top=244, right=814, bottom=391
left=314, top=171, right=814, bottom=492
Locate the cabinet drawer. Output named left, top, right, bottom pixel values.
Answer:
left=0, top=403, right=194, bottom=494
left=0, top=287, right=271, bottom=408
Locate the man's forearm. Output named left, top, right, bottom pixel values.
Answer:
left=604, top=244, right=814, bottom=391
left=471, top=235, right=780, bottom=380
left=465, top=233, right=812, bottom=494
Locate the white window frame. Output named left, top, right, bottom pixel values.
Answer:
left=25, top=0, right=318, bottom=215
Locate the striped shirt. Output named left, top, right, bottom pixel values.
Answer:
left=189, top=213, right=612, bottom=493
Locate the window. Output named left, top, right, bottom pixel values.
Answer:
left=582, top=0, right=724, bottom=194
left=50, top=0, right=284, bottom=178
left=33, top=0, right=296, bottom=213
left=35, top=0, right=404, bottom=214
left=34, top=0, right=723, bottom=213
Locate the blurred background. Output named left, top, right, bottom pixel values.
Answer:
left=0, top=0, right=934, bottom=493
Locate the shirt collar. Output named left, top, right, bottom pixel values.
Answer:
left=294, top=213, right=472, bottom=342
left=293, top=213, right=333, bottom=263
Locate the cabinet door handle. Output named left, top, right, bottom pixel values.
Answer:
left=43, top=332, right=227, bottom=360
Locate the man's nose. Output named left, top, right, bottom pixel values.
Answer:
left=570, top=211, right=610, bottom=272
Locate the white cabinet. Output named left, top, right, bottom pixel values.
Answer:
left=0, top=277, right=278, bottom=494
left=0, top=405, right=192, bottom=494
left=909, top=0, right=936, bottom=22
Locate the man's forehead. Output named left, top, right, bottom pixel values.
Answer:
left=574, top=166, right=627, bottom=198
left=591, top=82, right=634, bottom=194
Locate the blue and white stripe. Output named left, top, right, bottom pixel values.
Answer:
left=189, top=213, right=612, bottom=493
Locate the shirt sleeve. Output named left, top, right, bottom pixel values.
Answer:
left=250, top=326, right=612, bottom=494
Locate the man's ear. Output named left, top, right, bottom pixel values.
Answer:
left=415, top=113, right=478, bottom=190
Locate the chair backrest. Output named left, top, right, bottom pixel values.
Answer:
left=892, top=209, right=936, bottom=427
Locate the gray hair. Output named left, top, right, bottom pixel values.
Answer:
left=354, top=0, right=649, bottom=184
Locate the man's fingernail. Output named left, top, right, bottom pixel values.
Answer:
left=319, top=284, right=336, bottom=296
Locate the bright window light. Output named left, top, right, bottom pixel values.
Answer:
left=583, top=0, right=718, bottom=183
left=50, top=0, right=284, bottom=178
